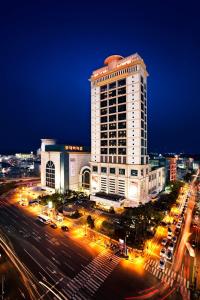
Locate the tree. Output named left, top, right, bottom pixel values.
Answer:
left=87, top=215, right=95, bottom=229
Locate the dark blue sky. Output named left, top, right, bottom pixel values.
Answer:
left=0, top=0, right=200, bottom=154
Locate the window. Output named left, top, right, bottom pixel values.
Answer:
left=109, top=90, right=116, bottom=97
left=109, top=123, right=116, bottom=130
left=110, top=168, right=115, bottom=174
left=46, top=161, right=55, bottom=188
left=101, top=148, right=107, bottom=154
left=92, top=166, right=98, bottom=172
left=100, top=100, right=107, bottom=108
left=141, top=76, right=144, bottom=84
left=118, top=148, right=126, bottom=155
left=82, top=169, right=90, bottom=189
left=118, top=87, right=126, bottom=95
left=101, top=108, right=107, bottom=115
left=118, top=130, right=126, bottom=138
left=131, top=170, right=138, bottom=176
left=141, top=169, right=144, bottom=176
left=141, top=111, right=144, bottom=119
left=109, top=140, right=116, bottom=146
left=118, top=78, right=126, bottom=87
left=141, top=157, right=144, bottom=165
left=141, top=102, right=144, bottom=111
left=118, top=139, right=126, bottom=146
left=109, top=148, right=116, bottom=154
left=118, top=104, right=126, bottom=112
left=101, top=124, right=107, bottom=131
left=101, top=132, right=107, bottom=138
left=109, top=106, right=116, bottom=114
left=101, top=167, right=107, bottom=173
left=109, top=82, right=116, bottom=89
left=101, top=140, right=107, bottom=146
left=118, top=96, right=126, bottom=104
left=109, top=114, right=116, bottom=122
left=141, top=85, right=144, bottom=93
left=101, top=116, right=107, bottom=123
left=100, top=85, right=107, bottom=92
left=118, top=113, right=126, bottom=120
left=109, top=98, right=116, bottom=106
left=141, top=120, right=144, bottom=129
left=119, top=168, right=125, bottom=175
left=109, top=131, right=116, bottom=138
left=100, top=92, right=107, bottom=100
left=118, top=122, right=126, bottom=129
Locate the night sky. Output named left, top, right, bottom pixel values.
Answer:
left=0, top=0, right=200, bottom=154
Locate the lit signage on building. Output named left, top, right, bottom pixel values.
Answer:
left=65, top=145, right=83, bottom=151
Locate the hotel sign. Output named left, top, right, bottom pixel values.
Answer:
left=65, top=145, right=83, bottom=151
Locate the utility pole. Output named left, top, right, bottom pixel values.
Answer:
left=1, top=275, right=4, bottom=300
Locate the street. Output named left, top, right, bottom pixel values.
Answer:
left=0, top=180, right=197, bottom=300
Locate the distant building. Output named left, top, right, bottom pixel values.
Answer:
left=166, top=157, right=177, bottom=182
left=40, top=139, right=90, bottom=193
left=89, top=53, right=165, bottom=209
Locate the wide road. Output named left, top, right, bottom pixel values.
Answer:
left=0, top=187, right=182, bottom=300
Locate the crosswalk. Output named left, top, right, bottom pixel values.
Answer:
left=63, top=249, right=120, bottom=300
left=144, top=258, right=190, bottom=297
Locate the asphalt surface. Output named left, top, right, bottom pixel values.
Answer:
left=0, top=187, right=185, bottom=300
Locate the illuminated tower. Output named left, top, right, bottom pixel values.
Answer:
left=90, top=54, right=150, bottom=207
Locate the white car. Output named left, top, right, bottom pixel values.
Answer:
left=161, top=238, right=168, bottom=246
left=172, top=236, right=177, bottom=243
left=168, top=242, right=175, bottom=252
left=165, top=250, right=173, bottom=260
left=159, top=258, right=166, bottom=270
left=176, top=222, right=181, bottom=229
left=160, top=248, right=166, bottom=257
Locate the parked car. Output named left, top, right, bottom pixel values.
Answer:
left=159, top=258, right=166, bottom=270
left=50, top=223, right=57, bottom=229
left=61, top=225, right=69, bottom=232
left=166, top=250, right=173, bottom=260
left=161, top=238, right=168, bottom=246
left=176, top=222, right=181, bottom=229
left=172, top=236, right=177, bottom=243
left=168, top=242, right=175, bottom=252
left=160, top=248, right=166, bottom=257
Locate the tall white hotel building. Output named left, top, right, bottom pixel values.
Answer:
left=90, top=54, right=165, bottom=209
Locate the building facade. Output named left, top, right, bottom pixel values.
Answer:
left=90, top=54, right=165, bottom=208
left=41, top=139, right=90, bottom=193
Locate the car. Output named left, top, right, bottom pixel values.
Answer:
left=172, top=236, right=177, bottom=243
left=166, top=250, right=173, bottom=260
left=192, top=240, right=197, bottom=248
left=161, top=238, right=168, bottom=246
left=168, top=227, right=172, bottom=233
left=50, top=223, right=57, bottom=229
left=61, top=225, right=69, bottom=232
left=160, top=248, right=166, bottom=257
left=167, top=234, right=172, bottom=240
left=176, top=222, right=181, bottom=229
left=159, top=258, right=166, bottom=270
left=175, top=228, right=180, bottom=235
left=168, top=242, right=175, bottom=252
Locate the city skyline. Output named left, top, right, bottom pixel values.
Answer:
left=0, top=0, right=200, bottom=154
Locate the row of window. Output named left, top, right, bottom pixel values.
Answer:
left=92, top=166, right=139, bottom=176
left=101, top=130, right=126, bottom=139
left=101, top=148, right=126, bottom=155
left=94, top=67, right=137, bottom=84
left=101, top=139, right=126, bottom=146
left=100, top=96, right=126, bottom=107
left=101, top=113, right=126, bottom=123
left=100, top=79, right=126, bottom=92
left=100, top=87, right=126, bottom=100
left=101, top=104, right=126, bottom=115
left=101, top=122, right=126, bottom=131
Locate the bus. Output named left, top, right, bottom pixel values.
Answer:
left=37, top=214, right=51, bottom=224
